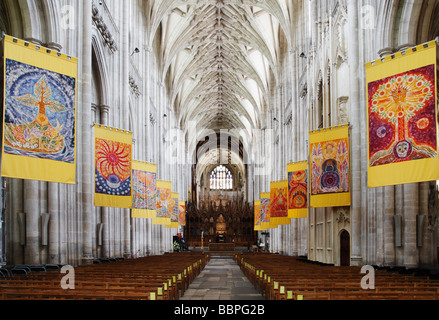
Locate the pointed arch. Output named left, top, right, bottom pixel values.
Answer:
left=91, top=32, right=110, bottom=106
left=17, top=0, right=44, bottom=42
left=40, top=0, right=63, bottom=47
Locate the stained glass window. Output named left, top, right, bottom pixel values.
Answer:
left=210, top=165, right=233, bottom=190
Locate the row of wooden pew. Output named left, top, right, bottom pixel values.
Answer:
left=235, top=253, right=439, bottom=300
left=0, top=252, right=210, bottom=300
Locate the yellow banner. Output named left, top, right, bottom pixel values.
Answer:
left=2, top=35, right=77, bottom=184
left=309, top=125, right=351, bottom=208
left=270, top=181, right=289, bottom=227
left=153, top=180, right=172, bottom=225
left=131, top=161, right=157, bottom=219
left=254, top=200, right=262, bottom=231
left=178, top=200, right=186, bottom=227
left=94, top=124, right=133, bottom=209
left=166, top=192, right=179, bottom=229
left=287, top=161, right=308, bottom=218
left=260, top=192, right=271, bottom=230
left=366, top=40, right=439, bottom=187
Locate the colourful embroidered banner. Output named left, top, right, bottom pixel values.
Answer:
left=153, top=180, right=172, bottom=225
left=287, top=161, right=308, bottom=218
left=310, top=125, right=351, bottom=208
left=254, top=200, right=262, bottom=231
left=270, top=181, right=289, bottom=226
left=366, top=40, right=439, bottom=187
left=94, top=124, right=133, bottom=208
left=260, top=193, right=271, bottom=230
left=166, top=192, right=179, bottom=229
left=1, top=35, right=77, bottom=184
left=131, top=161, right=157, bottom=219
left=178, top=201, right=186, bottom=227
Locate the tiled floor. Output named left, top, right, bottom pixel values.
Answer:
left=180, top=257, right=265, bottom=300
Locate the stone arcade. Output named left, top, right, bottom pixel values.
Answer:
left=0, top=0, right=438, bottom=272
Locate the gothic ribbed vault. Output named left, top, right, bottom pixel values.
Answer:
left=144, top=0, right=292, bottom=163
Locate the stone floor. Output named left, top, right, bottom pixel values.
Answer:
left=180, top=257, right=265, bottom=300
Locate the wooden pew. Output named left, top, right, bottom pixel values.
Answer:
left=236, top=253, right=439, bottom=301
left=0, top=252, right=210, bottom=301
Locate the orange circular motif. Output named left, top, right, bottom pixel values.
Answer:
left=95, top=138, right=131, bottom=182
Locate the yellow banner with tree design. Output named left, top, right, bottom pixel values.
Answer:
left=2, top=35, right=77, bottom=184
left=366, top=40, right=439, bottom=187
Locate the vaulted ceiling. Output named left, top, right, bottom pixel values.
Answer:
left=144, top=0, right=294, bottom=168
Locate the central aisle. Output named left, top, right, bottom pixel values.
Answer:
left=180, top=257, right=265, bottom=300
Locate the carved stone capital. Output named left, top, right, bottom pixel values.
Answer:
left=99, top=104, right=110, bottom=114
left=45, top=42, right=63, bottom=52
left=378, top=47, right=394, bottom=58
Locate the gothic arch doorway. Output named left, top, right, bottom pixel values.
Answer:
left=340, top=230, right=350, bottom=266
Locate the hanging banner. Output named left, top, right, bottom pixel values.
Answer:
left=178, top=200, right=186, bottom=227
left=270, top=181, right=289, bottom=226
left=94, top=124, right=133, bottom=209
left=260, top=193, right=271, bottom=230
left=310, top=125, right=350, bottom=208
left=131, top=161, right=157, bottom=219
left=254, top=200, right=262, bottom=231
left=287, top=161, right=308, bottom=218
left=366, top=40, right=439, bottom=187
left=166, top=192, right=179, bottom=229
left=153, top=180, right=172, bottom=225
left=1, top=35, right=77, bottom=184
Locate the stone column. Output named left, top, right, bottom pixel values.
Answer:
left=24, top=180, right=40, bottom=265
left=145, top=44, right=153, bottom=255
left=91, top=103, right=98, bottom=122
left=59, top=183, right=67, bottom=264
left=419, top=182, right=431, bottom=267
left=403, top=183, right=419, bottom=269
left=39, top=182, right=48, bottom=264
left=48, top=182, right=59, bottom=264
left=310, top=0, right=318, bottom=55
left=122, top=1, right=131, bottom=259
left=10, top=179, right=24, bottom=265
left=100, top=105, right=110, bottom=258
left=81, top=0, right=94, bottom=265
left=346, top=0, right=362, bottom=266
left=384, top=186, right=395, bottom=266
left=153, top=225, right=162, bottom=255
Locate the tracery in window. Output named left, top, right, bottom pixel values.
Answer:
left=210, top=165, right=233, bottom=190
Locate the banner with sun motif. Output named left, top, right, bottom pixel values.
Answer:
left=166, top=192, right=179, bottom=229
left=153, top=180, right=172, bottom=226
left=287, top=161, right=308, bottom=218
left=260, top=193, right=271, bottom=230
left=1, top=35, right=77, bottom=184
left=270, top=181, right=289, bottom=227
left=254, top=200, right=262, bottom=231
left=178, top=201, right=186, bottom=227
left=131, top=161, right=157, bottom=219
left=94, top=124, right=133, bottom=208
left=366, top=40, right=439, bottom=188
left=310, top=125, right=350, bottom=208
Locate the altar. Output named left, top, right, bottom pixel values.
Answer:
left=208, top=243, right=235, bottom=252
